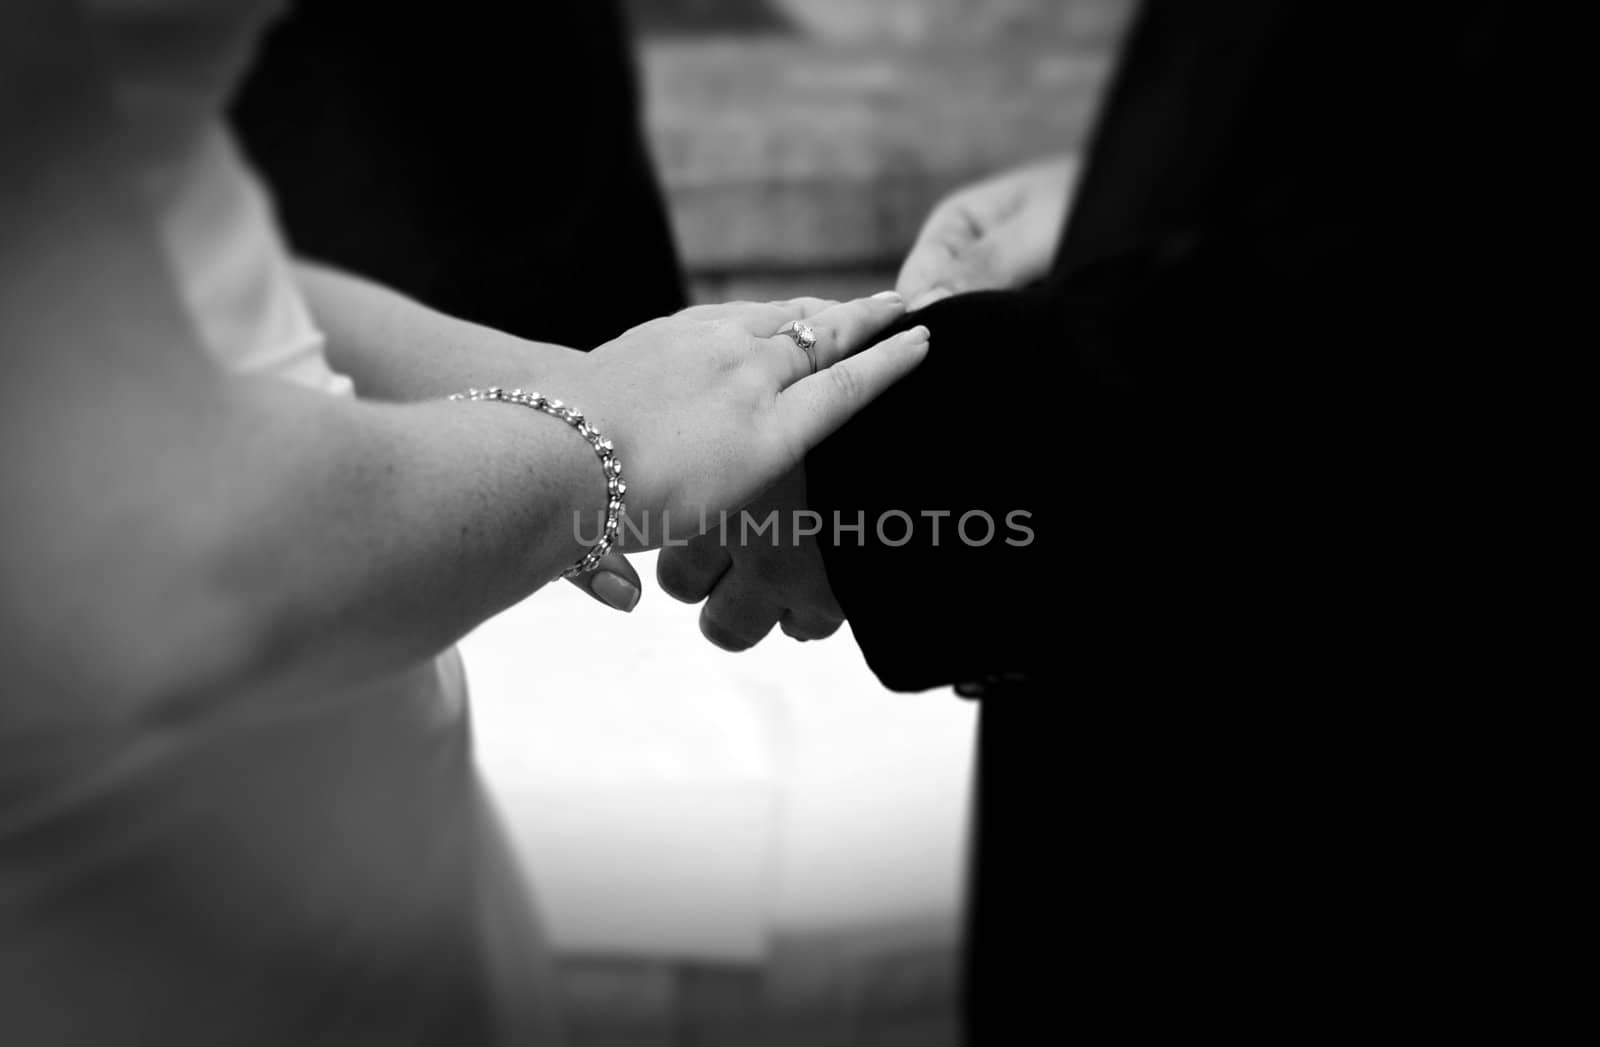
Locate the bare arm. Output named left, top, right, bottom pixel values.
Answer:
left=0, top=3, right=615, bottom=725
left=0, top=0, right=924, bottom=730
left=0, top=126, right=598, bottom=727
left=294, top=263, right=664, bottom=611
left=295, top=261, right=578, bottom=402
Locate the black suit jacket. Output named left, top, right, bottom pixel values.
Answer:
left=807, top=1, right=1531, bottom=1038
left=812, top=0, right=1526, bottom=690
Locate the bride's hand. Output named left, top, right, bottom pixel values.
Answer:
left=546, top=294, right=928, bottom=547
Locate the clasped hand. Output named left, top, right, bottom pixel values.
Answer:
left=656, top=156, right=1075, bottom=649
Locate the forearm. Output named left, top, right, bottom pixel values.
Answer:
left=6, top=354, right=605, bottom=724
left=2, top=123, right=609, bottom=727
left=203, top=376, right=603, bottom=702
left=296, top=261, right=581, bottom=401
left=7, top=0, right=921, bottom=725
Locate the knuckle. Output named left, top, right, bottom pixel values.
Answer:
left=679, top=304, right=723, bottom=324
left=688, top=537, right=734, bottom=574
left=741, top=546, right=787, bottom=584
left=808, top=617, right=845, bottom=640
left=736, top=363, right=773, bottom=398
left=786, top=296, right=831, bottom=313
left=657, top=570, right=703, bottom=603
left=687, top=316, right=731, bottom=343
left=781, top=613, right=843, bottom=642
left=657, top=559, right=709, bottom=602
left=700, top=613, right=753, bottom=652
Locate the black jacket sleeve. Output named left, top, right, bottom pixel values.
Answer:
left=807, top=0, right=1528, bottom=694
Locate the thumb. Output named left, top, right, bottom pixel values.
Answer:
left=896, top=201, right=977, bottom=306
left=898, top=231, right=999, bottom=308
left=565, top=547, right=642, bottom=612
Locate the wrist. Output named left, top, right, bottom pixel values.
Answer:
left=535, top=352, right=664, bottom=537
left=454, top=386, right=626, bottom=575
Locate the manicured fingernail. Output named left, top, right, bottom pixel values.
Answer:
left=590, top=571, right=640, bottom=612
left=904, top=324, right=931, bottom=343
left=871, top=290, right=903, bottom=302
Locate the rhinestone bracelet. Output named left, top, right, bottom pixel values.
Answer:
left=448, top=386, right=625, bottom=577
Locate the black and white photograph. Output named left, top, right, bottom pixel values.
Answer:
left=1, top=1, right=1539, bottom=1044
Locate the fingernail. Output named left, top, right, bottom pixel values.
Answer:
left=904, top=324, right=931, bottom=342
left=590, top=571, right=640, bottom=612
left=871, top=290, right=903, bottom=303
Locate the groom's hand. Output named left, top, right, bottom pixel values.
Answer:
left=896, top=155, right=1078, bottom=309
left=656, top=467, right=843, bottom=651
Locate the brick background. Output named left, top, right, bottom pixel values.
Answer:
left=630, top=0, right=1135, bottom=302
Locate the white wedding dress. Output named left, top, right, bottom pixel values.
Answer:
left=0, top=2, right=561, bottom=1043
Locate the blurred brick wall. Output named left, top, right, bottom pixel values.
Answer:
left=628, top=0, right=1135, bottom=302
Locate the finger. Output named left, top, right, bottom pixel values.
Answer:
left=739, top=298, right=839, bottom=331
left=896, top=244, right=955, bottom=309
left=744, top=290, right=905, bottom=340
left=896, top=237, right=959, bottom=307
left=699, top=582, right=783, bottom=652
left=656, top=534, right=733, bottom=604
left=995, top=211, right=1061, bottom=289
left=777, top=324, right=931, bottom=449
left=672, top=300, right=825, bottom=337
left=896, top=200, right=979, bottom=305
left=758, top=291, right=908, bottom=386
left=713, top=297, right=840, bottom=337
left=565, top=548, right=642, bottom=612
left=779, top=609, right=844, bottom=643
left=899, top=232, right=992, bottom=310
left=797, top=293, right=908, bottom=369
left=769, top=296, right=836, bottom=317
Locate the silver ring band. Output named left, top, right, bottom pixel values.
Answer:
left=781, top=320, right=819, bottom=374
